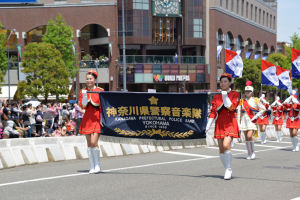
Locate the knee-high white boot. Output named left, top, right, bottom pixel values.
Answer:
left=93, top=147, right=101, bottom=173
left=276, top=131, right=282, bottom=142
left=245, top=141, right=251, bottom=160
left=220, top=153, right=225, bottom=168
left=260, top=132, right=266, bottom=144
left=294, top=137, right=299, bottom=152
left=224, top=150, right=232, bottom=180
left=87, top=147, right=95, bottom=174
left=250, top=141, right=256, bottom=160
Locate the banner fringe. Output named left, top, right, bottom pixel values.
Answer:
left=100, top=135, right=207, bottom=147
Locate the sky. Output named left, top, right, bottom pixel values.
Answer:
left=277, top=0, right=300, bottom=42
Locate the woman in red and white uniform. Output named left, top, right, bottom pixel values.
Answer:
left=271, top=96, right=284, bottom=142
left=257, top=94, right=270, bottom=144
left=283, top=90, right=300, bottom=152
left=206, top=73, right=240, bottom=180
left=79, top=70, right=104, bottom=173
left=238, top=81, right=266, bottom=160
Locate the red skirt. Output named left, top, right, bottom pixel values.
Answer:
left=286, top=118, right=300, bottom=129
left=272, top=118, right=283, bottom=125
left=257, top=117, right=269, bottom=125
left=79, top=104, right=101, bottom=135
left=214, top=112, right=240, bottom=139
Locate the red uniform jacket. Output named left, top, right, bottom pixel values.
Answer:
left=271, top=105, right=284, bottom=125
left=209, top=91, right=240, bottom=139
left=284, top=103, right=300, bottom=129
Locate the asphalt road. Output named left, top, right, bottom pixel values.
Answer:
left=0, top=136, right=300, bottom=200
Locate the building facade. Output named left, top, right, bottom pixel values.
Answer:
left=208, top=0, right=277, bottom=91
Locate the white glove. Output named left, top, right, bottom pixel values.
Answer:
left=260, top=97, right=268, bottom=104
left=82, top=89, right=88, bottom=107
left=276, top=100, right=282, bottom=107
left=276, top=96, right=280, bottom=101
left=271, top=101, right=276, bottom=107
left=251, top=115, right=259, bottom=122
left=283, top=96, right=293, bottom=104
left=206, top=118, right=214, bottom=133
left=291, top=96, right=299, bottom=104
left=221, top=91, right=232, bottom=109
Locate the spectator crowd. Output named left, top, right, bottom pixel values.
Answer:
left=0, top=100, right=85, bottom=139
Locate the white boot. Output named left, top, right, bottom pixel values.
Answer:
left=294, top=137, right=299, bottom=152
left=224, top=150, right=232, bottom=180
left=260, top=132, right=266, bottom=144
left=93, top=148, right=101, bottom=173
left=220, top=153, right=226, bottom=168
left=250, top=141, right=256, bottom=160
left=245, top=141, right=251, bottom=160
left=276, top=131, right=282, bottom=142
left=87, top=147, right=95, bottom=174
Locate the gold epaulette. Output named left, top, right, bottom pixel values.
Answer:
left=254, top=97, right=260, bottom=104
left=239, top=99, right=243, bottom=106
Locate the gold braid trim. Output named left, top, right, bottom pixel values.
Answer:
left=114, top=128, right=195, bottom=139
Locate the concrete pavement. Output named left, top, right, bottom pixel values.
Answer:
left=0, top=136, right=299, bottom=200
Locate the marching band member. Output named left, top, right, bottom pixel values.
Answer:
left=271, top=96, right=284, bottom=142
left=206, top=73, right=240, bottom=180
left=79, top=70, right=104, bottom=173
left=283, top=90, right=300, bottom=152
left=238, top=81, right=266, bottom=160
left=257, top=94, right=270, bottom=144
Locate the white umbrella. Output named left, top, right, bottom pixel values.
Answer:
left=24, top=100, right=41, bottom=108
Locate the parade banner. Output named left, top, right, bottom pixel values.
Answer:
left=99, top=92, right=208, bottom=145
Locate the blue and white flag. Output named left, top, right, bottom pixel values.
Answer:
left=225, top=49, right=243, bottom=78
left=245, top=51, right=252, bottom=59
left=254, top=54, right=260, bottom=60
left=276, top=66, right=292, bottom=90
left=261, top=60, right=279, bottom=86
left=292, top=48, right=300, bottom=79
left=217, top=45, right=223, bottom=59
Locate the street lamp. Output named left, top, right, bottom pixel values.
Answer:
left=121, top=0, right=127, bottom=92
left=94, top=58, right=99, bottom=87
left=70, top=39, right=79, bottom=101
left=7, top=29, right=16, bottom=103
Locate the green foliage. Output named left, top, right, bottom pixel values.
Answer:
left=42, top=14, right=76, bottom=77
left=82, top=54, right=92, bottom=60
left=0, top=23, right=8, bottom=91
left=17, top=42, right=70, bottom=102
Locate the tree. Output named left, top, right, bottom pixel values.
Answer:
left=0, top=23, right=8, bottom=92
left=42, top=14, right=76, bottom=77
left=17, top=42, right=70, bottom=102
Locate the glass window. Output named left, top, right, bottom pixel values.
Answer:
left=263, top=11, right=265, bottom=25
left=273, top=16, right=276, bottom=29
left=231, top=0, right=234, bottom=11
left=250, top=4, right=253, bottom=20
left=193, top=18, right=203, bottom=38
left=226, top=0, right=228, bottom=9
left=220, top=0, right=223, bottom=7
left=241, top=0, right=244, bottom=16
left=259, top=9, right=261, bottom=24
left=236, top=0, right=239, bottom=14
left=255, top=6, right=257, bottom=22
left=246, top=2, right=249, bottom=18
left=133, top=0, right=149, bottom=10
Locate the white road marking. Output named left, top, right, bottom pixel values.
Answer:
left=161, top=151, right=217, bottom=158
left=207, top=146, right=247, bottom=152
left=0, top=144, right=290, bottom=188
left=267, top=141, right=292, bottom=144
left=235, top=143, right=286, bottom=148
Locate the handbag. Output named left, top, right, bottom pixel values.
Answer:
left=36, top=115, right=43, bottom=122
